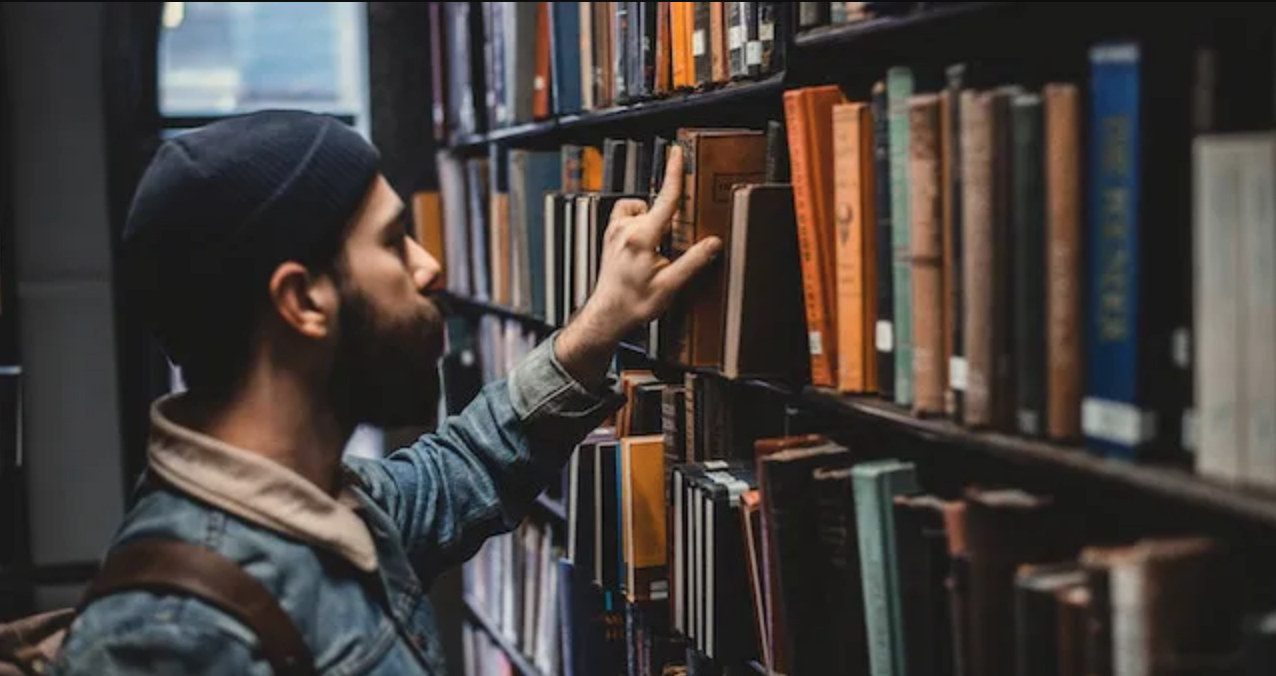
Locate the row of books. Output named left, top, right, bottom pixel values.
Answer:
left=420, top=26, right=1276, bottom=494
left=427, top=1, right=787, bottom=142
left=464, top=517, right=565, bottom=676
left=795, top=1, right=936, bottom=31
left=773, top=31, right=1275, bottom=487
left=451, top=330, right=1276, bottom=676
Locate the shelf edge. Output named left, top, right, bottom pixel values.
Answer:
left=463, top=595, right=551, bottom=676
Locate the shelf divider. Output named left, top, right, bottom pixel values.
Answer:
left=463, top=595, right=550, bottom=676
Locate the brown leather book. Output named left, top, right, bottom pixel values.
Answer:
left=670, top=128, right=767, bottom=368
left=655, top=1, right=672, bottom=94
left=832, top=101, right=877, bottom=393
left=532, top=1, right=552, bottom=120
left=710, top=1, right=728, bottom=84
left=964, top=487, right=1083, bottom=676
left=595, top=1, right=613, bottom=107
left=784, top=85, right=846, bottom=388
left=910, top=94, right=946, bottom=416
left=1044, top=82, right=1082, bottom=441
left=960, top=90, right=994, bottom=427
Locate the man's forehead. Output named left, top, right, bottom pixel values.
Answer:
left=356, top=175, right=405, bottom=233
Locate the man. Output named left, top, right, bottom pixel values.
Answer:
left=46, top=110, right=720, bottom=674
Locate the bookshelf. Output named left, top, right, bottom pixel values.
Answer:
left=447, top=293, right=1276, bottom=535
left=463, top=595, right=553, bottom=676
left=452, top=73, right=786, bottom=151
left=790, top=1, right=1004, bottom=48
left=423, top=2, right=1276, bottom=676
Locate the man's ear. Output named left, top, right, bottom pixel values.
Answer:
left=268, top=261, right=338, bottom=339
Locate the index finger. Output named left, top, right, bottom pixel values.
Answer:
left=642, top=144, right=685, bottom=231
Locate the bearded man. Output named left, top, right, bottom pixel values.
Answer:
left=45, top=110, right=719, bottom=675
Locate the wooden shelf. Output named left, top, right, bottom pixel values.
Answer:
left=792, top=2, right=1007, bottom=48
left=802, top=390, right=1276, bottom=531
left=447, top=73, right=786, bottom=151
left=444, top=293, right=1276, bottom=533
left=439, top=293, right=553, bottom=332
left=463, top=595, right=550, bottom=676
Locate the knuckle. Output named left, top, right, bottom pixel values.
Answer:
left=621, top=231, right=646, bottom=250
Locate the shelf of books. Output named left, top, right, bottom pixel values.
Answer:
left=420, top=2, right=1276, bottom=676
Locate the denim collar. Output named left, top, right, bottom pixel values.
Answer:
left=146, top=393, right=379, bottom=573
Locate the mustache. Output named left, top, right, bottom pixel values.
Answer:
left=424, top=289, right=456, bottom=319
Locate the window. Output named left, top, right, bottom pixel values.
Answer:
left=158, top=2, right=370, bottom=138
left=155, top=2, right=384, bottom=459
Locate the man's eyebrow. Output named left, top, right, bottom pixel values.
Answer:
left=379, top=203, right=407, bottom=236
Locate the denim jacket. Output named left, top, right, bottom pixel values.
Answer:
left=47, top=333, right=624, bottom=676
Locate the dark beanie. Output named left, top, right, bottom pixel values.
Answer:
left=122, top=109, right=381, bottom=366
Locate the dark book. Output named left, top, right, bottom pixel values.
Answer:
left=1013, top=562, right=1086, bottom=676
left=1011, top=92, right=1046, bottom=437
left=812, top=466, right=870, bottom=676
left=872, top=81, right=896, bottom=399
left=759, top=442, right=854, bottom=676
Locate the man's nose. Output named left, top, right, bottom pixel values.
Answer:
left=407, top=236, right=443, bottom=292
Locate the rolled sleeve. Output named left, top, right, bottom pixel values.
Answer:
left=507, top=329, right=626, bottom=425
left=347, top=331, right=625, bottom=582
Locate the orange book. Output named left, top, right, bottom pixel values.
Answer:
left=671, top=2, right=695, bottom=90
left=411, top=191, right=446, bottom=279
left=784, top=85, right=846, bottom=388
left=622, top=435, right=667, bottom=603
left=832, top=102, right=877, bottom=393
left=581, top=146, right=604, bottom=192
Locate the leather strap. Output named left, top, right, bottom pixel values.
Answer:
left=78, top=540, right=316, bottom=676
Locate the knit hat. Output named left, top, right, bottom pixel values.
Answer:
left=122, top=109, right=381, bottom=364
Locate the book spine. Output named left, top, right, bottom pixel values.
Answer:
left=888, top=67, right=915, bottom=407
left=1085, top=43, right=1149, bottom=460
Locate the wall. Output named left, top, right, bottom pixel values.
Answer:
left=2, top=1, right=126, bottom=609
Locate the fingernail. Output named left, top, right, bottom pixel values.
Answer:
left=708, top=237, right=723, bottom=257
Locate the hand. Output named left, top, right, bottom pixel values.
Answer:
left=554, top=145, right=723, bottom=388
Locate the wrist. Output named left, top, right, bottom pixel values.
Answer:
left=554, top=304, right=623, bottom=392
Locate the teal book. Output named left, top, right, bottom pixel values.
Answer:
left=888, top=67, right=915, bottom=407
left=853, top=458, right=920, bottom=676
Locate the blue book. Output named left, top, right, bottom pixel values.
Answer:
left=521, top=151, right=562, bottom=319
left=1086, top=42, right=1149, bottom=461
left=550, top=2, right=583, bottom=115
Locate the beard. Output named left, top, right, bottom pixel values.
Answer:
left=327, top=280, right=446, bottom=431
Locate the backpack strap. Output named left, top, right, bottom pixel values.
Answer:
left=78, top=539, right=316, bottom=676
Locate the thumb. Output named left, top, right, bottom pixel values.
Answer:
left=655, top=236, right=723, bottom=296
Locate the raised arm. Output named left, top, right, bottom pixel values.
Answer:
left=344, top=147, right=723, bottom=583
